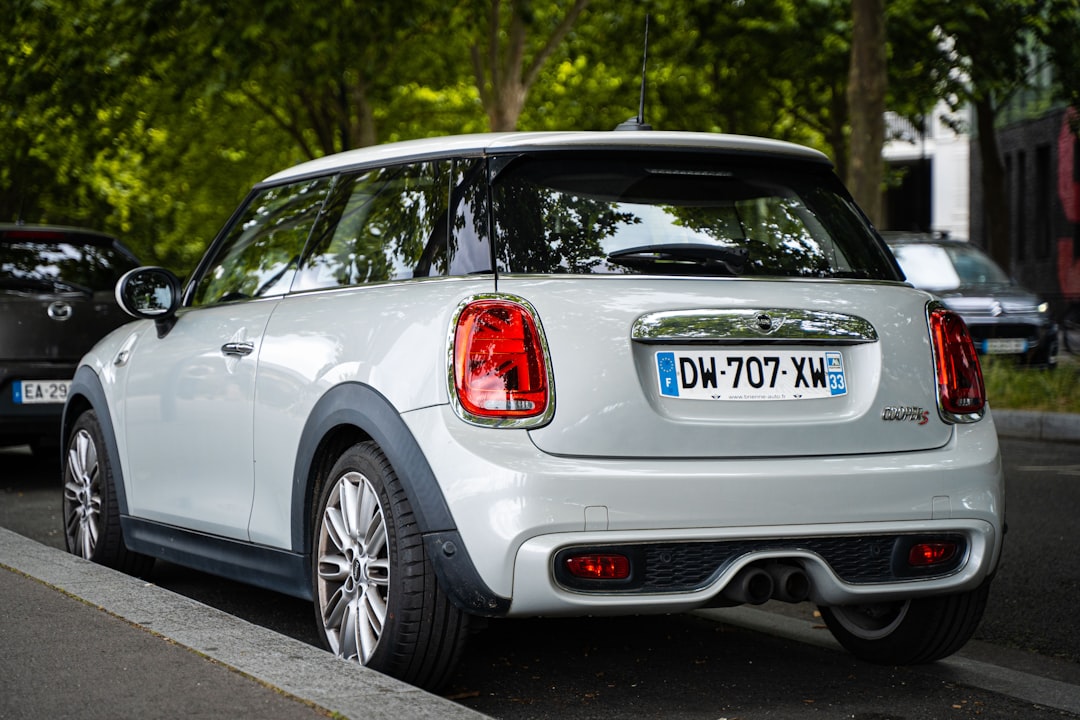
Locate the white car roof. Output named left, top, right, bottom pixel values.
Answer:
left=262, top=131, right=831, bottom=184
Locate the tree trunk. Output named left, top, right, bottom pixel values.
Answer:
left=974, top=95, right=1011, bottom=270
left=472, top=0, right=589, bottom=132
left=827, top=85, right=849, bottom=184
left=846, top=0, right=887, bottom=227
left=487, top=69, right=528, bottom=133
left=349, top=78, right=378, bottom=150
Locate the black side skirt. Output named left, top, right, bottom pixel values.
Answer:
left=122, top=517, right=312, bottom=601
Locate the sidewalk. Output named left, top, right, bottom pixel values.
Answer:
left=992, top=408, right=1080, bottom=443
left=0, top=527, right=486, bottom=720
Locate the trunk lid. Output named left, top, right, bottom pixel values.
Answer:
left=509, top=276, right=949, bottom=459
left=0, top=290, right=131, bottom=362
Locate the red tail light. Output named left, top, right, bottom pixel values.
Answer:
left=928, top=306, right=986, bottom=421
left=453, top=298, right=550, bottom=424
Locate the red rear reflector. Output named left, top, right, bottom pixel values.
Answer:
left=908, top=542, right=958, bottom=567
left=564, top=554, right=631, bottom=580
left=454, top=299, right=549, bottom=419
left=928, top=306, right=986, bottom=419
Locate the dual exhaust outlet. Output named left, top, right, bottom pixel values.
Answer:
left=720, top=562, right=810, bottom=605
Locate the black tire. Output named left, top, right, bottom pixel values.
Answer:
left=819, top=582, right=991, bottom=665
left=1064, top=304, right=1080, bottom=355
left=62, top=410, right=153, bottom=576
left=312, top=441, right=470, bottom=690
left=1029, top=333, right=1059, bottom=369
left=29, top=436, right=61, bottom=463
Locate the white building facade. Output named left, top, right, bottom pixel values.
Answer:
left=882, top=103, right=971, bottom=239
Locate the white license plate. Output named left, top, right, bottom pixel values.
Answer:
left=981, top=338, right=1028, bottom=354
left=655, top=350, right=847, bottom=401
left=13, top=380, right=72, bottom=404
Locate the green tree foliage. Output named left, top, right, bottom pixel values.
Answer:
left=2, top=0, right=307, bottom=270
left=3, top=0, right=1079, bottom=274
left=2, top=0, right=128, bottom=227
left=2, top=0, right=480, bottom=270
left=463, top=0, right=591, bottom=131
left=914, top=0, right=1077, bottom=268
left=524, top=1, right=854, bottom=168
left=673, top=1, right=852, bottom=160
left=193, top=0, right=470, bottom=155
left=517, top=3, right=651, bottom=131
left=1038, top=0, right=1080, bottom=126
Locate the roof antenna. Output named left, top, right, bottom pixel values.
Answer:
left=615, top=15, right=652, bottom=131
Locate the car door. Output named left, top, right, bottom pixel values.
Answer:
left=121, top=177, right=333, bottom=539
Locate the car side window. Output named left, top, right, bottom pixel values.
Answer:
left=448, top=158, right=492, bottom=276
left=294, top=161, right=451, bottom=290
left=190, top=177, right=332, bottom=306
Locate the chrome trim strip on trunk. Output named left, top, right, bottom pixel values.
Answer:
left=631, top=309, right=879, bottom=346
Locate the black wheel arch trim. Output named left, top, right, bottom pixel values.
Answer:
left=293, top=382, right=511, bottom=616
left=425, top=531, right=511, bottom=616
left=291, top=382, right=454, bottom=546
left=63, top=365, right=131, bottom=516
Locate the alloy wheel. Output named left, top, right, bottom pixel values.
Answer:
left=63, top=428, right=101, bottom=559
left=316, top=471, right=391, bottom=663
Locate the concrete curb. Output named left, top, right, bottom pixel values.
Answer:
left=0, top=527, right=487, bottom=720
left=992, top=409, right=1080, bottom=443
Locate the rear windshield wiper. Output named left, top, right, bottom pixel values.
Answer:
left=607, top=243, right=749, bottom=276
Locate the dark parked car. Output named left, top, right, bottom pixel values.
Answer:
left=885, top=232, right=1059, bottom=367
left=0, top=224, right=140, bottom=453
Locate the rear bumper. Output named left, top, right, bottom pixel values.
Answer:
left=402, top=405, right=1005, bottom=614
left=510, top=519, right=998, bottom=615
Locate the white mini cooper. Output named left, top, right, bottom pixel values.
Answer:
left=62, top=130, right=1004, bottom=690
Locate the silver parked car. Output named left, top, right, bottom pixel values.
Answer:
left=62, top=131, right=1004, bottom=690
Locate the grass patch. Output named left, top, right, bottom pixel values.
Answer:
left=982, top=356, right=1080, bottom=414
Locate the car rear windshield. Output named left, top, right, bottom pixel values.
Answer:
left=0, top=233, right=139, bottom=294
left=489, top=151, right=900, bottom=280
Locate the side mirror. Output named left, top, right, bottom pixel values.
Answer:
left=115, top=267, right=183, bottom=337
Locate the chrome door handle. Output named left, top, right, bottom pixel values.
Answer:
left=221, top=341, right=255, bottom=357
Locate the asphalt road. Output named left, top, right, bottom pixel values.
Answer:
left=3, top=436, right=1079, bottom=718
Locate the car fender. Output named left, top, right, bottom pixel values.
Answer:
left=63, top=365, right=130, bottom=516
left=292, top=381, right=511, bottom=616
